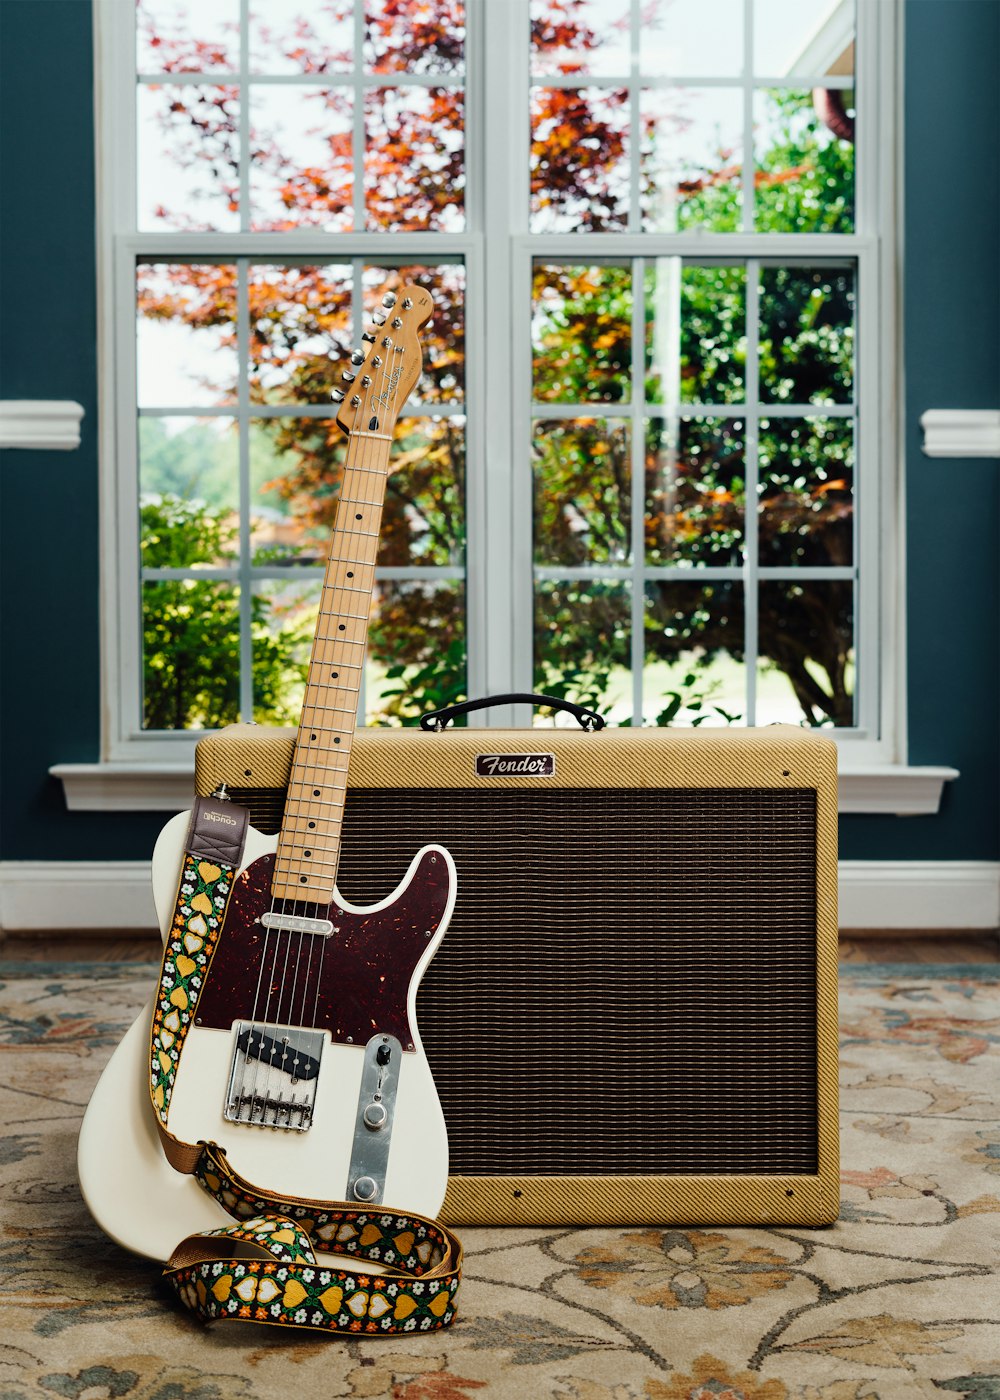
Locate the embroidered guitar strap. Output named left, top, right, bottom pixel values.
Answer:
left=147, top=797, right=463, bottom=1336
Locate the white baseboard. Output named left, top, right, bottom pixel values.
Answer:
left=0, top=862, right=156, bottom=932
left=837, top=860, right=1000, bottom=931
left=1, top=859, right=997, bottom=936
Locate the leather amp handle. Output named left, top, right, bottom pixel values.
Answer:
left=419, top=693, right=607, bottom=732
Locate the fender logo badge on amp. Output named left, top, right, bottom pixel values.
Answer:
left=475, top=753, right=556, bottom=778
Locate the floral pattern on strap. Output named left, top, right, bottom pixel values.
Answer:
left=166, top=1211, right=461, bottom=1335
left=149, top=854, right=234, bottom=1123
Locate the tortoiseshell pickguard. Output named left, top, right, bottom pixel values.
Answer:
left=192, top=850, right=451, bottom=1050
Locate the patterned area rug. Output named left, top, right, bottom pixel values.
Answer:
left=1, top=961, right=997, bottom=1400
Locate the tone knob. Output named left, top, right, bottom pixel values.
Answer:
left=353, top=1175, right=378, bottom=1201
left=350, top=349, right=365, bottom=365
left=363, top=1101, right=387, bottom=1130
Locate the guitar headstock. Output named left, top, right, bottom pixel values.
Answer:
left=331, top=283, right=434, bottom=437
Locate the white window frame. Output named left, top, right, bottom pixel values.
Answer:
left=92, top=0, right=905, bottom=773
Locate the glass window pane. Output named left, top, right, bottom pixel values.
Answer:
left=534, top=580, right=631, bottom=722
left=754, top=0, right=855, bottom=79
left=363, top=263, right=466, bottom=404
left=142, top=579, right=240, bottom=730
left=641, top=88, right=743, bottom=233
left=252, top=578, right=320, bottom=723
left=754, top=89, right=855, bottom=233
left=137, top=84, right=240, bottom=231
left=365, top=87, right=465, bottom=232
left=533, top=418, right=631, bottom=566
left=249, top=1, right=353, bottom=75
left=138, top=264, right=238, bottom=408
left=250, top=417, right=341, bottom=567
left=530, top=0, right=631, bottom=77
left=532, top=264, right=632, bottom=404
left=250, top=86, right=353, bottom=231
left=248, top=263, right=352, bottom=405
left=531, top=87, right=630, bottom=232
left=644, top=581, right=744, bottom=726
left=645, top=417, right=745, bottom=567
left=137, top=0, right=238, bottom=74
left=140, top=417, right=239, bottom=567
left=365, top=0, right=465, bottom=74
left=759, top=264, right=855, bottom=405
left=367, top=580, right=466, bottom=724
left=640, top=0, right=744, bottom=78
left=646, top=261, right=746, bottom=405
left=759, top=417, right=853, bottom=567
left=383, top=415, right=466, bottom=567
left=758, top=580, right=854, bottom=727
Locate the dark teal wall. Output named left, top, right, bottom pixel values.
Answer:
left=840, top=0, right=1000, bottom=861
left=0, top=0, right=165, bottom=860
left=0, top=0, right=997, bottom=863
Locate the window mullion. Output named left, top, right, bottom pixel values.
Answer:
left=630, top=255, right=645, bottom=725
left=744, top=258, right=760, bottom=726
left=237, top=258, right=254, bottom=721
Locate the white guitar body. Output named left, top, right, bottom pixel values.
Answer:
left=78, top=810, right=456, bottom=1263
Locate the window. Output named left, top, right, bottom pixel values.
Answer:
left=99, top=0, right=896, bottom=761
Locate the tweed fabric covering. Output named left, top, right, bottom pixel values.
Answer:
left=2, top=960, right=998, bottom=1398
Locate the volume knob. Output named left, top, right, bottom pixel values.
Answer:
left=363, top=1101, right=387, bottom=1130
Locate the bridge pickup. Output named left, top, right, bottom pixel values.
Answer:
left=259, top=911, right=334, bottom=936
left=225, top=1022, right=325, bottom=1131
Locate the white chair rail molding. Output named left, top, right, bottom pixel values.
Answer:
left=0, top=400, right=85, bottom=451
left=920, top=408, right=1000, bottom=458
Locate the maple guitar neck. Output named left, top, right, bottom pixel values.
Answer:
left=270, top=284, right=433, bottom=905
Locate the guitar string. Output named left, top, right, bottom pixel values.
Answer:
left=248, top=310, right=402, bottom=1123
left=240, top=312, right=388, bottom=1122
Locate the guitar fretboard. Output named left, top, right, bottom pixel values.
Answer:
left=271, top=430, right=392, bottom=904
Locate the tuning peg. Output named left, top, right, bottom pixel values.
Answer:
left=330, top=387, right=345, bottom=403
left=402, top=297, right=413, bottom=310
left=372, top=310, right=387, bottom=326
left=342, top=370, right=355, bottom=383
left=350, top=349, right=365, bottom=366
left=362, top=331, right=376, bottom=344
left=382, top=292, right=397, bottom=308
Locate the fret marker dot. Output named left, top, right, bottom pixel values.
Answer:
left=331, top=671, right=338, bottom=678
left=308, top=821, right=316, bottom=829
left=300, top=876, right=307, bottom=884
left=334, top=737, right=341, bottom=744
left=304, top=850, right=312, bottom=857
left=347, top=572, right=353, bottom=579
left=355, top=513, right=362, bottom=520
left=313, top=789, right=321, bottom=796
left=310, top=733, right=317, bottom=740
left=339, top=624, right=346, bottom=631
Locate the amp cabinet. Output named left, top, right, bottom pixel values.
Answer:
left=194, top=722, right=839, bottom=1226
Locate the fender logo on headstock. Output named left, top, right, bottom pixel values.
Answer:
left=375, top=367, right=403, bottom=407
left=475, top=753, right=556, bottom=778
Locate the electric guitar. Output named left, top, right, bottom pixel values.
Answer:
left=79, top=286, right=457, bottom=1263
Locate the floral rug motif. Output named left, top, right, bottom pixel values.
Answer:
left=0, top=960, right=998, bottom=1400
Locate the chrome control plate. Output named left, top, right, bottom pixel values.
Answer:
left=346, top=1033, right=401, bottom=1202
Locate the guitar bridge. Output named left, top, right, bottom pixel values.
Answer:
left=224, top=1021, right=325, bottom=1131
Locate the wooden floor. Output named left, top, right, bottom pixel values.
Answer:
left=1, top=933, right=997, bottom=963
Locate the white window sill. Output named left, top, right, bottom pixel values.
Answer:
left=51, top=761, right=959, bottom=817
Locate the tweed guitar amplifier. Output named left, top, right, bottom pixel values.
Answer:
left=194, top=710, right=839, bottom=1227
